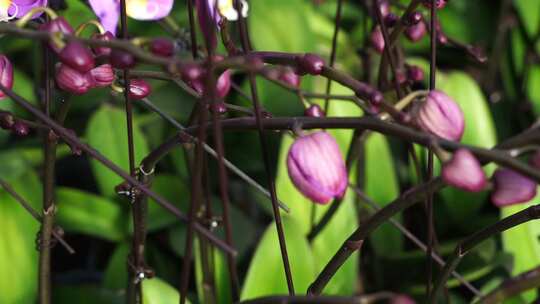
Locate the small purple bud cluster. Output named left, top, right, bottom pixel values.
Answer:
left=38, top=17, right=154, bottom=98
left=180, top=56, right=232, bottom=99
left=0, top=112, right=30, bottom=137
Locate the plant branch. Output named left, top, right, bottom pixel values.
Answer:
left=429, top=205, right=540, bottom=303
left=0, top=83, right=236, bottom=256
left=0, top=178, right=74, bottom=254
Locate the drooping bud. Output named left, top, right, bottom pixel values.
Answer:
left=370, top=26, right=385, bottom=54
left=407, top=65, right=424, bottom=83
left=150, top=38, right=175, bottom=57
left=279, top=68, right=301, bottom=88
left=491, top=169, right=537, bottom=207
left=216, top=69, right=231, bottom=98
left=297, top=53, right=325, bottom=76
left=405, top=21, right=427, bottom=42
left=414, top=90, right=464, bottom=141
left=0, top=112, right=14, bottom=129
left=88, top=64, right=115, bottom=87
left=58, top=42, right=96, bottom=73
left=422, top=0, right=447, bottom=9
left=287, top=131, right=347, bottom=204
left=391, top=295, right=416, bottom=304
left=12, top=121, right=30, bottom=136
left=442, top=149, right=486, bottom=192
left=91, top=31, right=115, bottom=57
left=128, top=79, right=151, bottom=100
left=55, top=64, right=93, bottom=95
left=304, top=104, right=325, bottom=117
left=196, top=0, right=220, bottom=51
left=39, top=17, right=75, bottom=53
left=110, top=49, right=136, bottom=69
left=0, top=55, right=14, bottom=100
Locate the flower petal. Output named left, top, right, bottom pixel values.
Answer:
left=89, top=0, right=120, bottom=35
left=10, top=0, right=47, bottom=18
left=127, top=0, right=173, bottom=20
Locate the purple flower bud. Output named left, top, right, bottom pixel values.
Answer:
left=384, top=13, right=399, bottom=27
left=0, top=112, right=14, bottom=130
left=279, top=68, right=301, bottom=88
left=305, top=104, right=325, bottom=117
left=530, top=151, right=540, bottom=169
left=491, top=169, right=537, bottom=207
left=297, top=53, right=325, bottom=76
left=414, top=90, right=464, bottom=141
left=181, top=63, right=205, bottom=83
left=396, top=71, right=407, bottom=85
left=0, top=55, right=14, bottom=100
left=370, top=26, right=385, bottom=54
left=12, top=121, right=30, bottom=136
left=39, top=17, right=75, bottom=53
left=437, top=32, right=448, bottom=45
left=377, top=0, right=390, bottom=17
left=196, top=0, right=220, bottom=51
left=391, top=295, right=416, bottom=304
left=407, top=65, right=424, bottom=83
left=91, top=31, right=115, bottom=57
left=55, top=64, right=93, bottom=95
left=422, top=0, right=447, bottom=9
left=128, top=79, right=151, bottom=100
left=150, top=38, right=175, bottom=57
left=110, top=49, right=136, bottom=69
left=209, top=102, right=227, bottom=114
left=442, top=149, right=486, bottom=192
left=58, top=42, right=96, bottom=73
left=407, top=11, right=423, bottom=25
left=216, top=69, right=231, bottom=98
left=88, top=64, right=115, bottom=87
left=287, top=131, right=348, bottom=204
left=405, top=21, right=427, bottom=42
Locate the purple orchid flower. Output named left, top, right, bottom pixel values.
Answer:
left=88, top=0, right=174, bottom=35
left=0, top=0, right=47, bottom=21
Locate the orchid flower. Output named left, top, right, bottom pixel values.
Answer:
left=88, top=0, right=174, bottom=35
left=0, top=0, right=47, bottom=22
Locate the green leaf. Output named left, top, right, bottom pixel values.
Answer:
left=437, top=72, right=497, bottom=225
left=86, top=105, right=150, bottom=197
left=56, top=187, right=128, bottom=241
left=248, top=0, right=317, bottom=53
left=62, top=0, right=96, bottom=29
left=513, top=0, right=540, bottom=37
left=194, top=237, right=231, bottom=304
left=364, top=133, right=402, bottom=256
left=142, top=277, right=189, bottom=304
left=240, top=217, right=316, bottom=299
left=146, top=175, right=188, bottom=232
left=53, top=284, right=123, bottom=304
left=0, top=69, right=37, bottom=117
left=527, top=64, right=540, bottom=116
left=0, top=171, right=41, bottom=304
left=501, top=190, right=540, bottom=302
left=103, top=242, right=130, bottom=290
